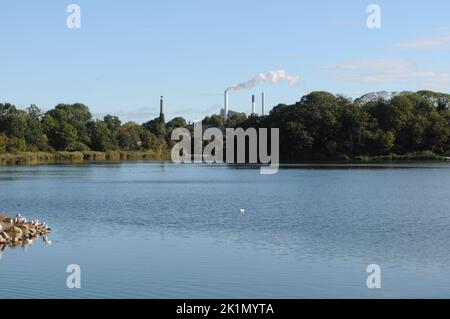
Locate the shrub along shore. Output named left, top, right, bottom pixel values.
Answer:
left=0, top=150, right=448, bottom=166
left=0, top=150, right=170, bottom=166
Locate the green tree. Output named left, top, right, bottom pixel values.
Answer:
left=45, top=103, right=93, bottom=149
left=25, top=105, right=48, bottom=150
left=117, top=122, right=142, bottom=150
left=295, top=91, right=340, bottom=157
left=0, top=133, right=6, bottom=153
left=89, top=121, right=117, bottom=151
left=226, top=114, right=247, bottom=127
left=0, top=103, right=27, bottom=139
left=143, top=117, right=166, bottom=137
left=6, top=137, right=27, bottom=153
left=337, top=104, right=368, bottom=156
left=104, top=115, right=122, bottom=133
left=58, top=123, right=78, bottom=151
left=141, top=130, right=160, bottom=150
left=202, top=115, right=224, bottom=127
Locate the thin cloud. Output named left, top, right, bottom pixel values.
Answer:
left=415, top=77, right=450, bottom=90
left=433, top=26, right=450, bottom=32
left=320, top=58, right=450, bottom=90
left=321, top=58, right=415, bottom=72
left=395, top=34, right=450, bottom=50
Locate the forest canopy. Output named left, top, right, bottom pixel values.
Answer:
left=1, top=90, right=450, bottom=161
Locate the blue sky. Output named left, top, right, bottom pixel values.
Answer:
left=1, top=0, right=450, bottom=122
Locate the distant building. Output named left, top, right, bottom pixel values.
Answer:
left=219, top=108, right=246, bottom=118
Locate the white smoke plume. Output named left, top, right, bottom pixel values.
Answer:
left=227, top=69, right=299, bottom=91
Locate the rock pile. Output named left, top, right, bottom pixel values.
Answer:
left=0, top=213, right=51, bottom=249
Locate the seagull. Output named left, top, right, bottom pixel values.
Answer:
left=240, top=208, right=245, bottom=214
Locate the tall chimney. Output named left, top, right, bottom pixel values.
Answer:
left=160, top=96, right=164, bottom=116
left=252, top=94, right=256, bottom=115
left=224, top=90, right=229, bottom=120
left=261, top=92, right=265, bottom=116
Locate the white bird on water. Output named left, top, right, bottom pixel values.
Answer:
left=240, top=208, right=245, bottom=214
left=43, top=236, right=52, bottom=245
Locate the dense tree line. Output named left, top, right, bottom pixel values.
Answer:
left=2, top=90, right=450, bottom=161
left=0, top=103, right=186, bottom=154
left=203, top=90, right=450, bottom=161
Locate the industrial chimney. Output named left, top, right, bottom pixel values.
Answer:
left=160, top=96, right=164, bottom=116
left=224, top=90, right=229, bottom=120
left=261, top=92, right=265, bottom=116
left=252, top=94, right=256, bottom=115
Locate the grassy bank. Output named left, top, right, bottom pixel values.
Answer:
left=354, top=151, right=448, bottom=162
left=1, top=150, right=448, bottom=166
left=0, top=150, right=171, bottom=166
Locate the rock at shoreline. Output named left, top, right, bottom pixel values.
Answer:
left=0, top=213, right=51, bottom=250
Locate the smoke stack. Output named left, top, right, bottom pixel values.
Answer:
left=252, top=94, right=256, bottom=115
left=261, top=92, right=265, bottom=116
left=224, top=90, right=229, bottom=120
left=160, top=96, right=164, bottom=116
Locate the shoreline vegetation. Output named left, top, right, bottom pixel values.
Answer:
left=0, top=150, right=447, bottom=166
left=0, top=150, right=170, bottom=166
left=2, top=90, right=450, bottom=166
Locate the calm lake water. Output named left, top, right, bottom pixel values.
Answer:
left=1, top=162, right=450, bottom=298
